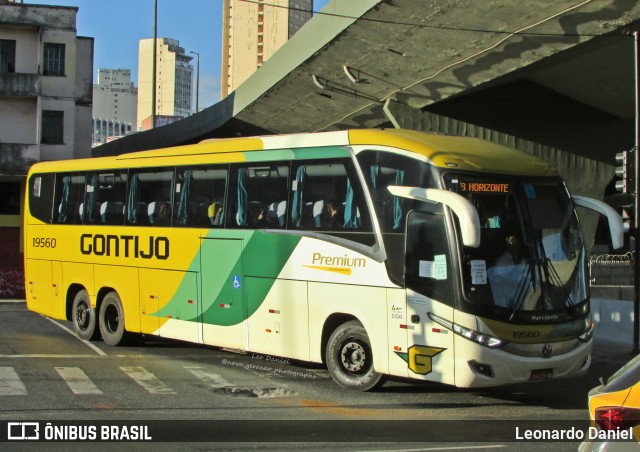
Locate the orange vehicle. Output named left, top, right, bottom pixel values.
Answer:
left=580, top=353, right=640, bottom=451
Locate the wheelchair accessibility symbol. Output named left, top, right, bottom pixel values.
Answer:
left=233, top=276, right=241, bottom=289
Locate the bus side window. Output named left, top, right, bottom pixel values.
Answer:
left=174, top=166, right=228, bottom=227
left=228, top=164, right=289, bottom=229
left=53, top=172, right=86, bottom=225
left=127, top=168, right=174, bottom=226
left=85, top=171, right=128, bottom=225
left=28, top=173, right=55, bottom=223
left=290, top=160, right=371, bottom=233
left=356, top=150, right=436, bottom=233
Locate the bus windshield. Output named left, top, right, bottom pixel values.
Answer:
left=445, top=175, right=587, bottom=322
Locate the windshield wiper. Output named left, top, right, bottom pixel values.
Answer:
left=541, top=257, right=576, bottom=310
left=508, top=262, right=534, bottom=320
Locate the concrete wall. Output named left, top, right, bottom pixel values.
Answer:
left=592, top=298, right=635, bottom=347
left=0, top=25, right=39, bottom=73
left=0, top=97, right=37, bottom=143
left=0, top=4, right=77, bottom=30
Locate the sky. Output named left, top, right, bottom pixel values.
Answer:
left=31, top=0, right=331, bottom=110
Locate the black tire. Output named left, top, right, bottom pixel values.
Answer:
left=325, top=320, right=384, bottom=391
left=98, top=291, right=129, bottom=346
left=72, top=289, right=100, bottom=341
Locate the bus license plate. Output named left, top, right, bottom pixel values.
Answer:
left=530, top=369, right=553, bottom=381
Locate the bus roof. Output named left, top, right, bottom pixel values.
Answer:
left=347, top=129, right=556, bottom=176
left=29, top=129, right=556, bottom=177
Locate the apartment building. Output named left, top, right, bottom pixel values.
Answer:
left=93, top=68, right=137, bottom=146
left=137, top=38, right=193, bottom=131
left=0, top=3, right=93, bottom=298
left=221, top=0, right=313, bottom=98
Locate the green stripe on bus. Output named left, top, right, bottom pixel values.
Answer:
left=292, top=147, right=351, bottom=159
left=243, top=147, right=350, bottom=162
left=244, top=149, right=296, bottom=161
left=242, top=232, right=301, bottom=319
left=155, top=231, right=301, bottom=326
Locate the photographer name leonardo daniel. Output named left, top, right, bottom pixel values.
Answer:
left=516, top=426, right=635, bottom=441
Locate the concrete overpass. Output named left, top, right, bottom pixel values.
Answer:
left=94, top=0, right=640, bottom=243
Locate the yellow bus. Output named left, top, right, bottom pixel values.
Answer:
left=24, top=129, right=623, bottom=390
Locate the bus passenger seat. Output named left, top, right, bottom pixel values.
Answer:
left=208, top=202, right=223, bottom=226
left=148, top=201, right=171, bottom=225
left=266, top=201, right=287, bottom=227
left=132, top=202, right=148, bottom=224
left=147, top=202, right=158, bottom=223
left=100, top=201, right=124, bottom=224
left=276, top=200, right=287, bottom=227
left=313, top=200, right=324, bottom=228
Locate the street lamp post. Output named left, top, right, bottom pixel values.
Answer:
left=190, top=50, right=200, bottom=113
left=152, top=0, right=157, bottom=129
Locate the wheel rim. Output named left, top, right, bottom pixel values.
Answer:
left=340, top=340, right=368, bottom=373
left=75, top=302, right=90, bottom=331
left=104, top=304, right=120, bottom=334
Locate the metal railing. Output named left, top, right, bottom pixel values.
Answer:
left=589, top=252, right=635, bottom=287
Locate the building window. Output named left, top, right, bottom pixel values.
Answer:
left=0, top=182, right=20, bottom=215
left=41, top=110, right=64, bottom=144
left=43, top=43, right=65, bottom=76
left=0, top=40, right=16, bottom=73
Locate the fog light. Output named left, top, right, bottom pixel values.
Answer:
left=469, top=360, right=494, bottom=378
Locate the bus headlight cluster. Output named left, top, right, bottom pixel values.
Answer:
left=577, top=322, right=595, bottom=343
left=452, top=323, right=507, bottom=349
left=428, top=313, right=507, bottom=349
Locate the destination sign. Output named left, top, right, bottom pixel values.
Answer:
left=456, top=180, right=511, bottom=193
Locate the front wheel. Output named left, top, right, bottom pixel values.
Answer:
left=325, top=320, right=384, bottom=391
left=71, top=289, right=100, bottom=341
left=98, top=291, right=129, bottom=346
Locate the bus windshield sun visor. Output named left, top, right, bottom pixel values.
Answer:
left=387, top=186, right=481, bottom=248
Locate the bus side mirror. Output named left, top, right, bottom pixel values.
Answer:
left=388, top=186, right=481, bottom=248
left=572, top=196, right=624, bottom=250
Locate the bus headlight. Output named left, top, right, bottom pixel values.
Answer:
left=578, top=322, right=595, bottom=343
left=428, top=312, right=507, bottom=349
left=452, top=323, right=507, bottom=349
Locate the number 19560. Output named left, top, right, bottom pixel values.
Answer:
left=33, top=237, right=57, bottom=248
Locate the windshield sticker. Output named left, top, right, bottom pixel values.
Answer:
left=34, top=177, right=42, bottom=197
left=419, top=260, right=434, bottom=278
left=419, top=256, right=447, bottom=280
left=434, top=255, right=447, bottom=280
left=470, top=260, right=487, bottom=285
left=524, top=183, right=536, bottom=199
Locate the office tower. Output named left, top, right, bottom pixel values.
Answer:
left=221, top=0, right=313, bottom=98
left=93, top=69, right=137, bottom=146
left=137, top=38, right=193, bottom=130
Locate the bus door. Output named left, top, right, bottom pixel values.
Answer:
left=200, top=238, right=246, bottom=350
left=404, top=211, right=456, bottom=386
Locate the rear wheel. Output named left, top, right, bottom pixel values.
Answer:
left=326, top=320, right=384, bottom=391
left=71, top=290, right=99, bottom=341
left=98, top=291, right=129, bottom=346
